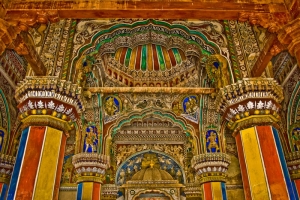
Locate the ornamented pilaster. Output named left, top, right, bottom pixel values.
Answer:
left=216, top=78, right=297, bottom=199
left=192, top=153, right=230, bottom=200
left=0, top=154, right=15, bottom=199
left=72, top=153, right=110, bottom=200
left=7, top=76, right=83, bottom=200
left=286, top=152, right=300, bottom=196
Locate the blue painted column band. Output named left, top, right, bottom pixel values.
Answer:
left=221, top=182, right=227, bottom=200
left=0, top=183, right=8, bottom=200
left=7, top=127, right=30, bottom=200
left=76, top=182, right=83, bottom=200
left=272, top=127, right=298, bottom=200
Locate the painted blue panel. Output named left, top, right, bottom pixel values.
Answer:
left=0, top=183, right=8, bottom=200
left=7, top=127, right=29, bottom=200
left=76, top=183, right=83, bottom=200
left=221, top=182, right=227, bottom=200
left=273, top=127, right=298, bottom=200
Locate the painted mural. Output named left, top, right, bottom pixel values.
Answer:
left=181, top=96, right=199, bottom=123
left=116, top=151, right=185, bottom=186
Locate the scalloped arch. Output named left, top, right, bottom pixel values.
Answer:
left=70, top=19, right=222, bottom=81
left=109, top=108, right=195, bottom=138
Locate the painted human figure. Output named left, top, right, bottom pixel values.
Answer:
left=185, top=97, right=198, bottom=114
left=84, top=127, right=98, bottom=152
left=207, top=131, right=220, bottom=152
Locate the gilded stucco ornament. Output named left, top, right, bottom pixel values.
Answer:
left=205, top=54, right=230, bottom=90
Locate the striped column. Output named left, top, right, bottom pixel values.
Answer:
left=72, top=153, right=110, bottom=200
left=202, top=182, right=227, bottom=200
left=236, top=126, right=297, bottom=199
left=76, top=182, right=102, bottom=200
left=7, top=126, right=67, bottom=200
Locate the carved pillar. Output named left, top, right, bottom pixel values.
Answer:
left=7, top=76, right=83, bottom=200
left=0, top=154, right=14, bottom=199
left=286, top=152, right=300, bottom=196
left=192, top=153, right=231, bottom=200
left=278, top=18, right=300, bottom=67
left=216, top=78, right=297, bottom=199
left=72, top=153, right=110, bottom=200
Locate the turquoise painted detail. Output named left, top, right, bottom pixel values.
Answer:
left=125, top=48, right=132, bottom=67
left=156, top=45, right=166, bottom=71
left=141, top=45, right=147, bottom=71
left=97, top=94, right=103, bottom=154
left=172, top=48, right=182, bottom=64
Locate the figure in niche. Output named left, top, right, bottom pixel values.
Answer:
left=205, top=54, right=230, bottom=89
left=292, top=128, right=300, bottom=151
left=183, top=96, right=198, bottom=114
left=104, top=97, right=119, bottom=116
left=206, top=130, right=220, bottom=153
left=84, top=126, right=98, bottom=152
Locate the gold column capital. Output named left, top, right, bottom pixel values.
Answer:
left=215, top=78, right=283, bottom=135
left=191, top=153, right=231, bottom=184
left=15, top=76, right=84, bottom=131
left=72, top=153, right=110, bottom=183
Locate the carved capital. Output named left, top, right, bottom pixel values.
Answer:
left=0, top=154, right=15, bottom=184
left=215, top=78, right=283, bottom=135
left=191, top=153, right=231, bottom=184
left=239, top=12, right=290, bottom=33
left=72, top=153, right=110, bottom=183
left=15, top=76, right=84, bottom=130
